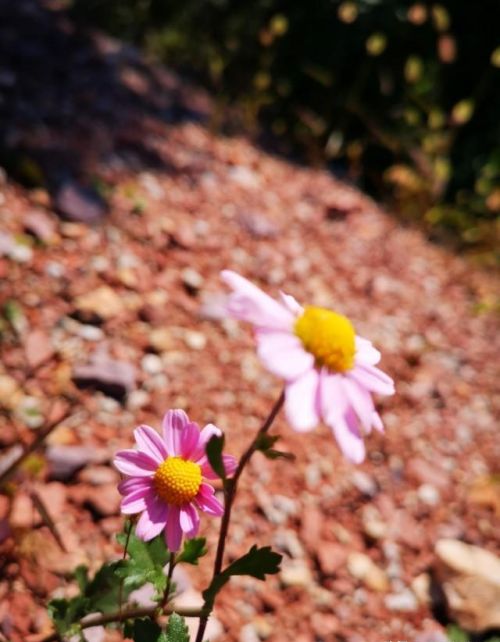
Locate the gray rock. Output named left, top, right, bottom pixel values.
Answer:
left=73, top=354, right=136, bottom=401
left=46, top=445, right=96, bottom=481
left=54, top=181, right=106, bottom=224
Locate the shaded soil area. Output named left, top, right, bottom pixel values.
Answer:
left=0, top=2, right=499, bottom=642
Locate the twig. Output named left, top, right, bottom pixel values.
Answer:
left=0, top=406, right=73, bottom=487
left=118, top=519, right=134, bottom=617
left=31, top=487, right=67, bottom=552
left=194, top=390, right=285, bottom=642
left=38, top=604, right=206, bottom=642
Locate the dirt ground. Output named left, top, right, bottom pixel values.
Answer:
left=0, top=2, right=499, bottom=642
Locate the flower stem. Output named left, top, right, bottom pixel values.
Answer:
left=163, top=551, right=176, bottom=606
left=194, top=389, right=285, bottom=642
left=39, top=604, right=205, bottom=642
left=118, top=519, right=134, bottom=618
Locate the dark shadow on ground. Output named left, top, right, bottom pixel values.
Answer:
left=0, top=0, right=211, bottom=220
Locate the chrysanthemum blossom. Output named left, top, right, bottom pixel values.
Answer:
left=221, top=270, right=395, bottom=464
left=114, top=410, right=237, bottom=551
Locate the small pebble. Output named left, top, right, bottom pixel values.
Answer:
left=184, top=330, right=207, bottom=350
left=141, top=353, right=164, bottom=375
left=418, top=483, right=441, bottom=506
left=384, top=588, right=418, bottom=611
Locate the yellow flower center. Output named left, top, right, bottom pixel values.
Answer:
left=154, top=457, right=202, bottom=506
left=294, top=305, right=356, bottom=372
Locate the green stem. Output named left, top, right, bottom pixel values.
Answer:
left=194, top=390, right=285, bottom=642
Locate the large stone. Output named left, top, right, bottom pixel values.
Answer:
left=435, top=538, right=500, bottom=631
left=72, top=353, right=136, bottom=401
left=347, top=552, right=389, bottom=592
left=54, top=181, right=106, bottom=224
left=25, top=329, right=54, bottom=369
left=74, top=286, right=124, bottom=321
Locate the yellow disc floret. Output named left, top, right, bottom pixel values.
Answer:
left=294, top=305, right=356, bottom=372
left=154, top=457, right=202, bottom=506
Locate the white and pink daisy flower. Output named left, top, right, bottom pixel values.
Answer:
left=221, top=270, right=395, bottom=464
left=114, top=410, right=237, bottom=551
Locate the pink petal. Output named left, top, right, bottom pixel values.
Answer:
left=195, top=483, right=224, bottom=517
left=221, top=270, right=294, bottom=331
left=179, top=503, right=200, bottom=538
left=134, top=425, right=168, bottom=463
left=222, top=454, right=237, bottom=476
left=162, top=409, right=189, bottom=456
left=355, top=336, right=381, bottom=366
left=284, top=368, right=320, bottom=432
left=256, top=330, right=314, bottom=380
left=341, top=377, right=374, bottom=432
left=179, top=422, right=201, bottom=459
left=279, top=291, right=303, bottom=316
left=319, top=371, right=348, bottom=424
left=118, top=477, right=152, bottom=496
left=114, top=450, right=157, bottom=477
left=191, top=423, right=222, bottom=463
left=121, top=487, right=150, bottom=515
left=328, top=411, right=366, bottom=464
left=372, top=411, right=384, bottom=433
left=165, top=505, right=182, bottom=551
left=135, top=497, right=168, bottom=541
left=351, top=364, right=395, bottom=396
left=200, top=453, right=238, bottom=480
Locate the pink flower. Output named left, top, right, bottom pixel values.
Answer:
left=114, top=410, right=237, bottom=551
left=221, top=270, right=395, bottom=464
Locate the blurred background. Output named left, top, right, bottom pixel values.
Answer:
left=1, top=0, right=500, bottom=261
left=61, top=0, right=499, bottom=261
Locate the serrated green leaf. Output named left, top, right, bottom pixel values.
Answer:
left=202, top=545, right=282, bottom=610
left=165, top=613, right=190, bottom=642
left=254, top=433, right=280, bottom=452
left=176, top=537, right=207, bottom=565
left=74, top=565, right=89, bottom=592
left=206, top=434, right=226, bottom=481
left=115, top=532, right=170, bottom=600
left=125, top=617, right=167, bottom=642
left=262, top=448, right=295, bottom=461
left=85, top=561, right=129, bottom=613
left=47, top=596, right=89, bottom=636
left=255, top=434, right=294, bottom=461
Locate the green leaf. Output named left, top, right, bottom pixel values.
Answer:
left=74, top=565, right=89, bottom=592
left=176, top=537, right=207, bottom=565
left=254, top=433, right=280, bottom=452
left=202, top=545, right=282, bottom=610
left=124, top=617, right=167, bottom=642
left=47, top=596, right=88, bottom=636
left=255, top=433, right=294, bottom=461
left=85, top=561, right=129, bottom=613
left=206, top=434, right=226, bottom=480
left=115, top=532, right=170, bottom=600
left=165, top=613, right=190, bottom=642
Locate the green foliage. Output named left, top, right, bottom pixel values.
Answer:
left=124, top=618, right=167, bottom=642
left=165, top=613, right=190, bottom=642
left=116, top=531, right=170, bottom=600
left=255, top=433, right=295, bottom=461
left=48, top=561, right=128, bottom=636
left=206, top=434, right=226, bottom=481
left=446, top=625, right=468, bottom=642
left=203, top=545, right=282, bottom=610
left=71, top=0, right=500, bottom=257
left=177, top=537, right=208, bottom=565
